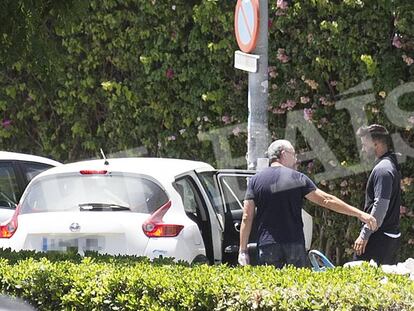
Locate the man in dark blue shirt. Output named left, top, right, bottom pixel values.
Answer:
left=238, top=139, right=377, bottom=268
left=353, top=124, right=401, bottom=264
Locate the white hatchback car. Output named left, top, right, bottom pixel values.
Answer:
left=0, top=157, right=312, bottom=264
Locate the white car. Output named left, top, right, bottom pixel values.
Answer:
left=0, top=157, right=312, bottom=264
left=0, top=151, right=61, bottom=223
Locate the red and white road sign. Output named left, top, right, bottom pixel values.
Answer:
left=234, top=0, right=260, bottom=53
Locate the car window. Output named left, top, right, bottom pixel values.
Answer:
left=0, top=162, right=19, bottom=208
left=20, top=162, right=54, bottom=181
left=175, top=177, right=207, bottom=221
left=197, top=171, right=225, bottom=218
left=20, top=173, right=168, bottom=214
left=218, top=175, right=250, bottom=211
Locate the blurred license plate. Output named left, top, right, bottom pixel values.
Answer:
left=42, top=237, right=103, bottom=252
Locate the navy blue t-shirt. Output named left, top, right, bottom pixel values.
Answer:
left=245, top=166, right=317, bottom=246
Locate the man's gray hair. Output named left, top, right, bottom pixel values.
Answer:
left=266, top=139, right=293, bottom=161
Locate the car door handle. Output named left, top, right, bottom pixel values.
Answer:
left=234, top=222, right=241, bottom=232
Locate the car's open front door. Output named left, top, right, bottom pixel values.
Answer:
left=215, top=170, right=257, bottom=265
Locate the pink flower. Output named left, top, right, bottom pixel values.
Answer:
left=166, top=68, right=174, bottom=79
left=304, top=79, right=318, bottom=90
left=276, top=0, right=288, bottom=10
left=280, top=100, right=296, bottom=110
left=268, top=20, right=273, bottom=29
left=232, top=126, right=241, bottom=137
left=221, top=115, right=231, bottom=124
left=287, top=79, right=297, bottom=89
left=1, top=119, right=12, bottom=128
left=269, top=66, right=278, bottom=78
left=319, top=97, right=332, bottom=106
left=392, top=35, right=402, bottom=48
left=402, top=54, right=414, bottom=66
left=167, top=135, right=176, bottom=141
left=300, top=96, right=310, bottom=104
left=277, top=48, right=290, bottom=63
left=303, top=108, right=313, bottom=121
left=400, top=205, right=407, bottom=215
left=329, top=80, right=338, bottom=86
left=285, top=99, right=296, bottom=110
left=268, top=66, right=277, bottom=72
left=408, top=116, right=414, bottom=125
left=408, top=239, right=414, bottom=245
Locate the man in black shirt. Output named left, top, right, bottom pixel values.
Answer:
left=353, top=124, right=401, bottom=265
left=238, top=139, right=377, bottom=268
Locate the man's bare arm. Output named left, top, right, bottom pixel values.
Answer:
left=305, top=189, right=377, bottom=231
left=239, top=199, right=255, bottom=253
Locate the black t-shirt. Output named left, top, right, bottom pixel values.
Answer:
left=245, top=166, right=316, bottom=246
left=363, top=152, right=401, bottom=235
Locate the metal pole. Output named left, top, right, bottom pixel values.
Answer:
left=247, top=0, right=268, bottom=170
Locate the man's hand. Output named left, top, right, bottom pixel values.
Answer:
left=238, top=251, right=250, bottom=266
left=353, top=236, right=368, bottom=256
left=359, top=212, right=377, bottom=231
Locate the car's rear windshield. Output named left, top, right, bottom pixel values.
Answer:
left=20, top=173, right=169, bottom=214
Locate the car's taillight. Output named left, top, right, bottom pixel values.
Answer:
left=0, top=204, right=20, bottom=238
left=142, top=223, right=184, bottom=237
left=142, top=201, right=184, bottom=237
left=80, top=170, right=108, bottom=175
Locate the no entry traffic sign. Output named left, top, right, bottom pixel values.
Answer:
left=234, top=0, right=260, bottom=53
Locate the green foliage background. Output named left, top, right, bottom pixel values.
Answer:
left=0, top=0, right=413, bottom=263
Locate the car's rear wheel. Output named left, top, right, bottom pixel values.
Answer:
left=191, top=254, right=209, bottom=265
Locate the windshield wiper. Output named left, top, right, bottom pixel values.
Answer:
left=78, top=203, right=131, bottom=211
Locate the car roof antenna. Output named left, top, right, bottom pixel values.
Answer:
left=100, top=148, right=109, bottom=165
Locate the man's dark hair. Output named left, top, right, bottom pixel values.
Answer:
left=356, top=124, right=390, bottom=146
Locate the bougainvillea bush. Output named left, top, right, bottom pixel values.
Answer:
left=0, top=0, right=412, bottom=263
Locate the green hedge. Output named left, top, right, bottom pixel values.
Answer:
left=0, top=250, right=413, bottom=311
left=0, top=0, right=413, bottom=264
